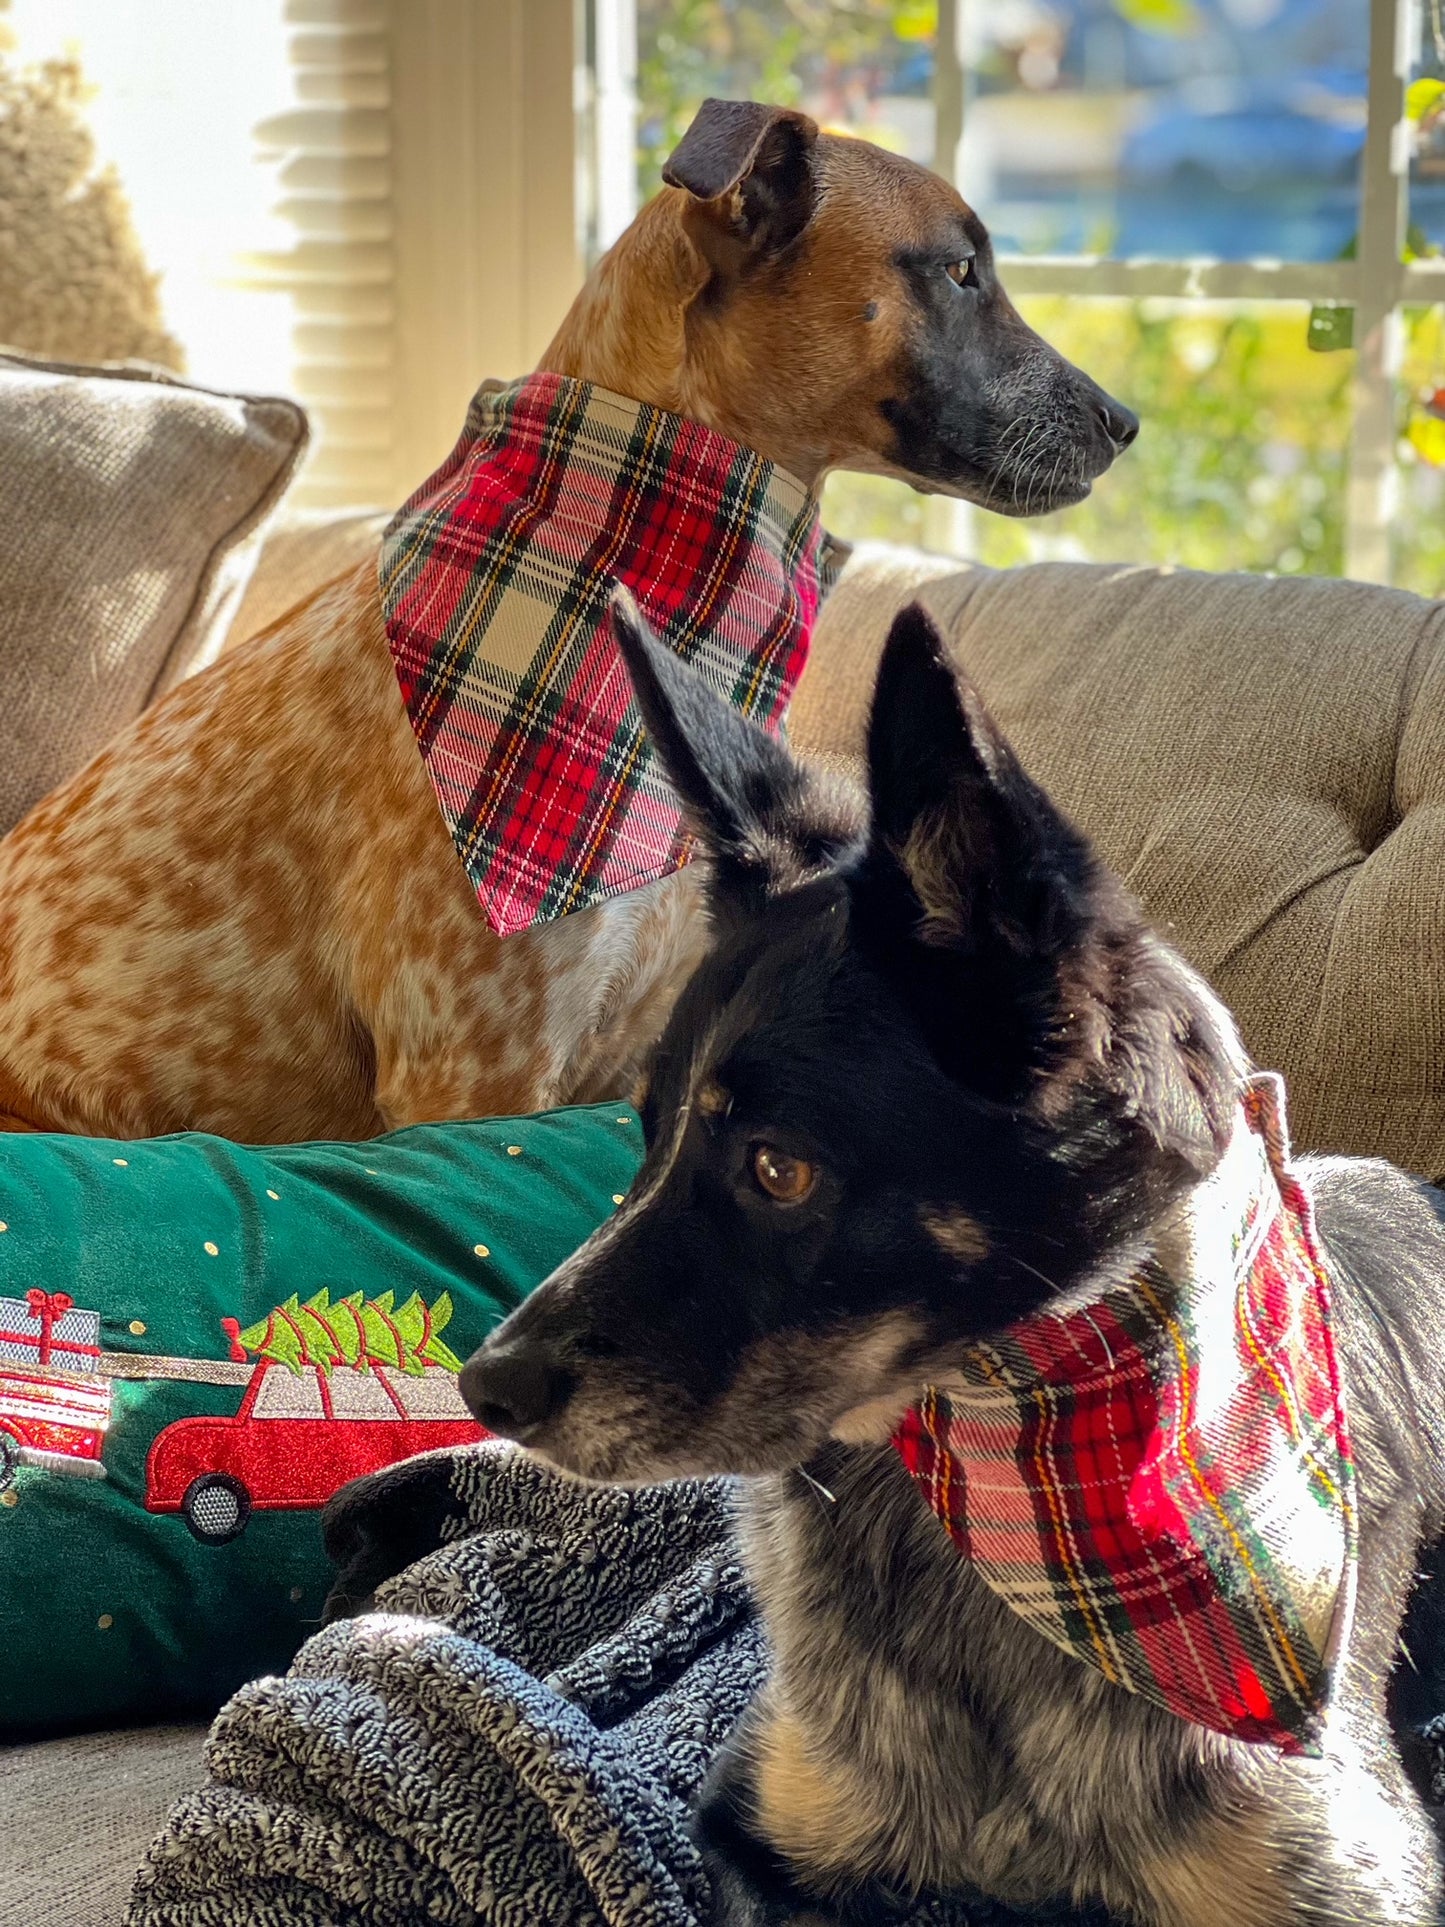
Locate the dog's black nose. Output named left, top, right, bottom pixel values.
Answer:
left=1093, top=395, right=1139, bottom=451
left=460, top=1343, right=573, bottom=1440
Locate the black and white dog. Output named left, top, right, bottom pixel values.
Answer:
left=462, top=595, right=1445, bottom=1927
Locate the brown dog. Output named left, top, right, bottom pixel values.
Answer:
left=0, top=99, right=1135, bottom=1142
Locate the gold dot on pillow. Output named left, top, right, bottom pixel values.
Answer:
left=204, top=1241, right=219, bottom=1257
left=506, top=1145, right=522, bottom=1157
left=612, top=1194, right=625, bottom=1206
left=128, top=1320, right=146, bottom=1337
left=474, top=1243, right=490, bottom=1258
left=617, top=1117, right=629, bottom=1125
left=112, top=1157, right=129, bottom=1168
left=97, top=1613, right=114, bottom=1631
left=266, top=1189, right=279, bottom=1200
left=1, top=1491, right=17, bottom=1509
left=0, top=1222, right=7, bottom=1233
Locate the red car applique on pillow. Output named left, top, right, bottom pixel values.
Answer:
left=145, top=1288, right=486, bottom=1543
left=0, top=1286, right=485, bottom=1544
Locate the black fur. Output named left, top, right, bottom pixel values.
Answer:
left=463, top=602, right=1445, bottom=1925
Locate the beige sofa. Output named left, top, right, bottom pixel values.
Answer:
left=5, top=519, right=1445, bottom=1927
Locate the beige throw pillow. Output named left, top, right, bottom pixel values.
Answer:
left=0, top=352, right=307, bottom=833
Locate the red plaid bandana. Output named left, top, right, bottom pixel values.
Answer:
left=379, top=373, right=834, bottom=936
left=893, top=1074, right=1356, bottom=1756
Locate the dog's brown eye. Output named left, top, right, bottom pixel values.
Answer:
left=944, top=258, right=975, bottom=288
left=751, top=1144, right=817, bottom=1204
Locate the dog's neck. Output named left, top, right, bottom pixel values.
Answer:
left=540, top=192, right=827, bottom=490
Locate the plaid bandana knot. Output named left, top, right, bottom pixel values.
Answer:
left=893, top=1074, right=1357, bottom=1756
left=379, top=373, right=834, bottom=937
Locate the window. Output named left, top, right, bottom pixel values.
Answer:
left=3, top=0, right=578, bottom=512
left=3, top=0, right=293, bottom=392
left=586, top=0, right=1445, bottom=589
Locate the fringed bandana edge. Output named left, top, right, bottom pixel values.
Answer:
left=893, top=1072, right=1357, bottom=1756
left=379, top=372, right=835, bottom=937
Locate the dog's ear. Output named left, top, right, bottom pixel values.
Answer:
left=857, top=606, right=1240, bottom=1163
left=856, top=603, right=1112, bottom=1100
left=663, top=98, right=819, bottom=267
left=611, top=590, right=857, bottom=914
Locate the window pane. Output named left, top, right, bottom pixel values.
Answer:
left=5, top=0, right=293, bottom=392
left=962, top=0, right=1367, bottom=263
left=1401, top=0, right=1445, bottom=597
left=1396, top=301, right=1445, bottom=598
left=634, top=0, right=937, bottom=205
left=821, top=473, right=935, bottom=551
left=1409, top=0, right=1445, bottom=253
left=984, top=299, right=1350, bottom=573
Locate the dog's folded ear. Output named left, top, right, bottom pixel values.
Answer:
left=610, top=589, right=859, bottom=915
left=663, top=98, right=819, bottom=266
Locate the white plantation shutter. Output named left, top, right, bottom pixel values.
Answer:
left=249, top=0, right=581, bottom=510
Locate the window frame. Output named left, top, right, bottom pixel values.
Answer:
left=257, top=0, right=581, bottom=512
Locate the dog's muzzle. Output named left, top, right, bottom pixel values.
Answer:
left=460, top=1340, right=574, bottom=1443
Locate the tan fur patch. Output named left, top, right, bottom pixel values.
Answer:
left=919, top=1203, right=989, bottom=1264
left=828, top=1390, right=916, bottom=1446
left=696, top=1078, right=730, bottom=1116
left=1138, top=1810, right=1291, bottom=1927
left=751, top=1707, right=876, bottom=1877
left=898, top=809, right=975, bottom=949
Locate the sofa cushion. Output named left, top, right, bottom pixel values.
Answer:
left=224, top=507, right=389, bottom=650
left=0, top=351, right=307, bottom=834
left=796, top=551, right=1445, bottom=1181
left=0, top=1103, right=642, bottom=1738
left=0, top=1724, right=205, bottom=1927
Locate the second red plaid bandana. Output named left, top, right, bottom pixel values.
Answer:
left=379, top=372, right=835, bottom=937
left=893, top=1072, right=1357, bottom=1756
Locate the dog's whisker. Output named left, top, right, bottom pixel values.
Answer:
left=1002, top=1251, right=1068, bottom=1298
left=797, top=1465, right=838, bottom=1507
left=1082, top=1309, right=1115, bottom=1370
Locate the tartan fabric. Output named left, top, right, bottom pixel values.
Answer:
left=893, top=1073, right=1356, bottom=1755
left=379, top=373, right=833, bottom=936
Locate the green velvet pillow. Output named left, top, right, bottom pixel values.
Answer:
left=0, top=1105, right=642, bottom=1737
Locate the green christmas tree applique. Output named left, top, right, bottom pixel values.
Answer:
left=233, top=1288, right=463, bottom=1377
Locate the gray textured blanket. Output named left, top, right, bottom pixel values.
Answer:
left=120, top=1443, right=1117, bottom=1925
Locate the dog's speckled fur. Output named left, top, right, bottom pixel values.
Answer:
left=0, top=100, right=1133, bottom=1142
left=464, top=600, right=1445, bottom=1926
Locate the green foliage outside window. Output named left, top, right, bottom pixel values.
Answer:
left=635, top=0, right=934, bottom=198
left=1397, top=301, right=1445, bottom=596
